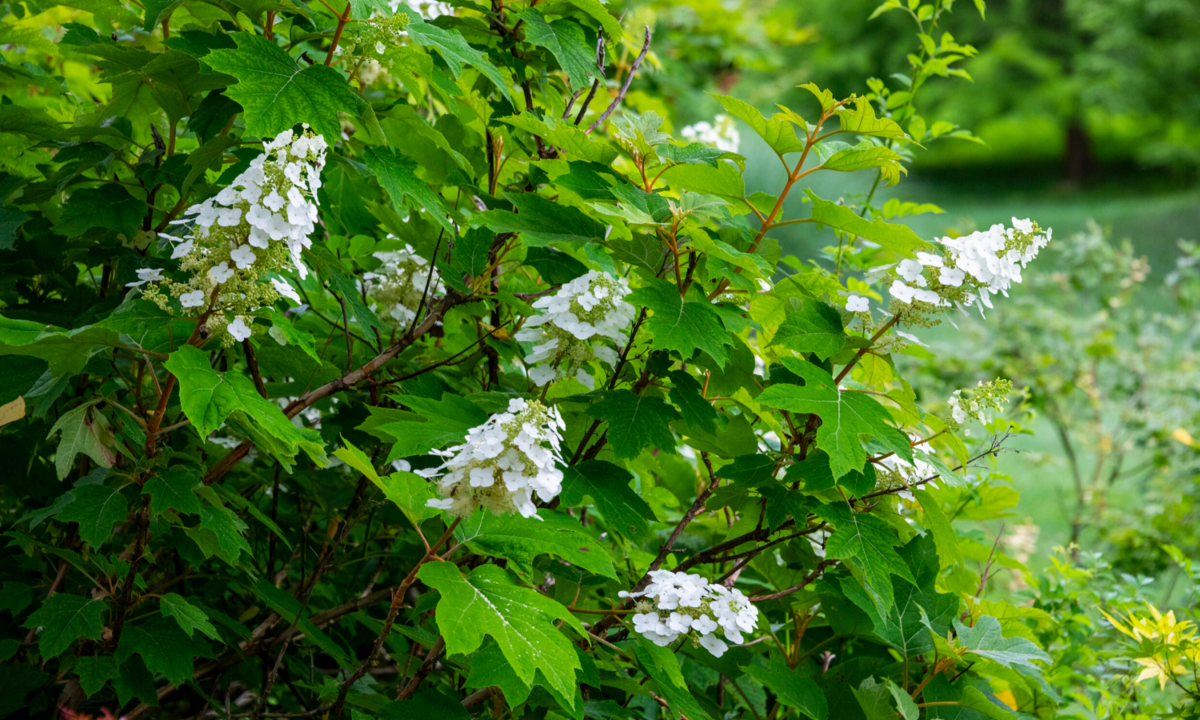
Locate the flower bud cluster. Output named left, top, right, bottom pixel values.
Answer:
left=680, top=115, right=741, bottom=153
left=622, top=570, right=759, bottom=658
left=335, top=13, right=410, bottom=68
left=140, top=128, right=326, bottom=344
left=423, top=398, right=566, bottom=519
left=515, top=271, right=635, bottom=390
left=948, top=378, right=1012, bottom=426
left=363, top=244, right=441, bottom=326
left=882, top=219, right=1051, bottom=314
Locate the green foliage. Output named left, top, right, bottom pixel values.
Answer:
left=0, top=2, right=1078, bottom=719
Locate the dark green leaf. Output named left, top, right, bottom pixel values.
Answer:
left=143, top=466, right=202, bottom=516
left=55, top=185, right=144, bottom=240
left=560, top=460, right=656, bottom=542
left=667, top=370, right=718, bottom=434
left=741, top=658, right=827, bottom=720
left=586, top=389, right=680, bottom=459
left=454, top=509, right=616, bottom=578
left=815, top=502, right=916, bottom=611
left=520, top=10, right=596, bottom=90
left=629, top=280, right=733, bottom=368
left=364, top=146, right=455, bottom=236
left=771, top=297, right=845, bottom=360
left=472, top=191, right=607, bottom=246
left=203, top=33, right=359, bottom=143
left=22, top=593, right=106, bottom=658
left=56, top=482, right=128, bottom=548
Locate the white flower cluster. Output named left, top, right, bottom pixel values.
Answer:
left=423, top=398, right=566, bottom=519
left=622, top=570, right=759, bottom=658
left=515, top=271, right=635, bottom=390
left=363, top=244, right=441, bottom=326
left=887, top=218, right=1051, bottom=311
left=138, top=128, right=326, bottom=343
left=947, top=378, right=1011, bottom=427
left=176, top=128, right=325, bottom=280
left=680, top=114, right=741, bottom=153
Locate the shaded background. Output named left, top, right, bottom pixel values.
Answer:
left=625, top=0, right=1200, bottom=584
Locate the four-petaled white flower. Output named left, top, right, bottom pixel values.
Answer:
left=846, top=294, right=870, bottom=313
left=230, top=245, right=257, bottom=269
left=209, top=261, right=235, bottom=284
left=227, top=317, right=252, bottom=342
left=179, top=290, right=206, bottom=308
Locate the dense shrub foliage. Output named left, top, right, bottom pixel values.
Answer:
left=1, top=1, right=1189, bottom=720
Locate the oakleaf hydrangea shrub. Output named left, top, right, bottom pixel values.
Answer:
left=0, top=1, right=1087, bottom=719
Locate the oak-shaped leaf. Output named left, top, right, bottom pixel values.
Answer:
left=757, top=358, right=911, bottom=478
left=954, top=615, right=1052, bottom=672
left=815, top=502, right=916, bottom=612
left=453, top=509, right=616, bottom=578
left=203, top=33, right=359, bottom=143
left=585, top=389, right=680, bottom=459
left=162, top=345, right=326, bottom=468
left=22, top=593, right=106, bottom=659
left=560, top=460, right=656, bottom=542
left=629, top=280, right=733, bottom=368
left=418, top=561, right=586, bottom=702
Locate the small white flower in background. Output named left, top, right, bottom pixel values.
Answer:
left=846, top=294, right=870, bottom=313
left=230, top=245, right=257, bottom=269
left=271, top=278, right=301, bottom=304
left=939, top=266, right=965, bottom=287
left=889, top=280, right=917, bottom=304
left=227, top=317, right=252, bottom=342
left=126, top=268, right=164, bottom=287
left=208, top=261, right=235, bottom=284
left=362, top=243, right=441, bottom=326
left=179, top=290, right=206, bottom=308
left=517, top=271, right=635, bottom=388
left=622, top=570, right=759, bottom=657
left=680, top=114, right=741, bottom=153
left=424, top=399, right=566, bottom=519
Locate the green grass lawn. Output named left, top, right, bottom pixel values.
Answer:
left=739, top=136, right=1200, bottom=577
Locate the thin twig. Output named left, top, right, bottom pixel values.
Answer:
left=586, top=26, right=651, bottom=134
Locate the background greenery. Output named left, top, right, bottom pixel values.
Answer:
left=645, top=0, right=1200, bottom=569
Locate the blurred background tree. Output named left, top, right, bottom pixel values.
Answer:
left=619, top=0, right=1200, bottom=599
left=626, top=0, right=1200, bottom=180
